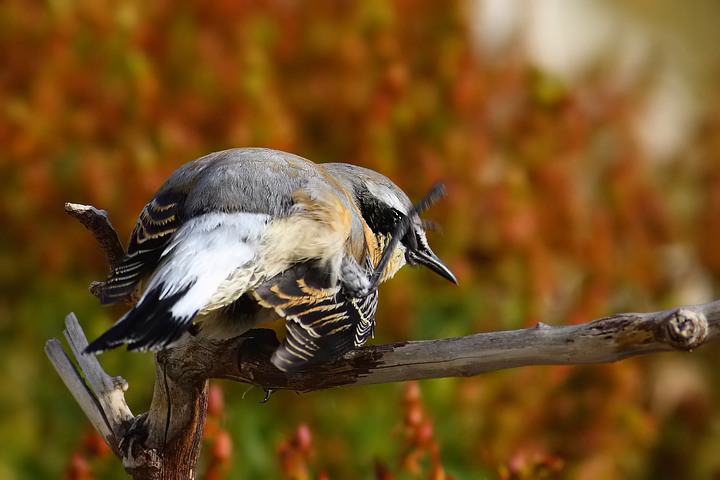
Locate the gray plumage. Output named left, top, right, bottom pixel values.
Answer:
left=85, top=148, right=456, bottom=371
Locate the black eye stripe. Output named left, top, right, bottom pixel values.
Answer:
left=355, top=187, right=407, bottom=236
left=402, top=228, right=420, bottom=251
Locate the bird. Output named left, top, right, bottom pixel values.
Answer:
left=85, top=147, right=457, bottom=371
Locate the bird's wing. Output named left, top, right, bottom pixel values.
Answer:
left=99, top=191, right=184, bottom=305
left=86, top=211, right=270, bottom=353
left=253, top=262, right=378, bottom=371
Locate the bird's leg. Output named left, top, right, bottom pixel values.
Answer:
left=340, top=255, right=373, bottom=297
left=118, top=412, right=150, bottom=462
left=260, top=389, right=275, bottom=403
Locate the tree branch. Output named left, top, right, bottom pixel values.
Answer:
left=65, top=203, right=126, bottom=299
left=45, top=313, right=134, bottom=456
left=164, top=301, right=717, bottom=392
left=48, top=203, right=720, bottom=478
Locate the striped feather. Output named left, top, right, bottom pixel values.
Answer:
left=253, top=262, right=379, bottom=371
left=99, top=191, right=183, bottom=305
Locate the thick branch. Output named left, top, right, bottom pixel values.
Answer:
left=176, top=302, right=715, bottom=392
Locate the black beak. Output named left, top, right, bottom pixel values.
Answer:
left=407, top=247, right=458, bottom=285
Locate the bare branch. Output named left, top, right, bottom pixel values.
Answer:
left=45, top=313, right=134, bottom=456
left=63, top=313, right=135, bottom=427
left=65, top=203, right=126, bottom=266
left=65, top=202, right=126, bottom=299
left=168, top=302, right=716, bottom=392
left=45, top=338, right=114, bottom=445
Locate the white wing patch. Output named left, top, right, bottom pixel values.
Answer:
left=138, top=211, right=271, bottom=320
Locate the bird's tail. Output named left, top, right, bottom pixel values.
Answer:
left=84, top=284, right=195, bottom=354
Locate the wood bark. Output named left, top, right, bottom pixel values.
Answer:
left=46, top=203, right=720, bottom=478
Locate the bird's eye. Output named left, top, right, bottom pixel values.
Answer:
left=387, top=208, right=405, bottom=236
left=400, top=229, right=419, bottom=252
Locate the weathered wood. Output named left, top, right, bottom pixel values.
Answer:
left=64, top=203, right=125, bottom=267
left=45, top=313, right=134, bottom=457
left=195, top=302, right=718, bottom=391
left=45, top=338, right=114, bottom=447
left=64, top=313, right=134, bottom=428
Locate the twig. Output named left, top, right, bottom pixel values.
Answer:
left=65, top=203, right=126, bottom=299
left=65, top=203, right=126, bottom=267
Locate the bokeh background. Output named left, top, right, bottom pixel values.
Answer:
left=3, top=0, right=720, bottom=478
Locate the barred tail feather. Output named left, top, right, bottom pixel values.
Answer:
left=99, top=257, right=156, bottom=305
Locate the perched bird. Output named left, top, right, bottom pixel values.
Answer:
left=85, top=148, right=456, bottom=371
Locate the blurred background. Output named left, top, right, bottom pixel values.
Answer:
left=3, top=0, right=720, bottom=478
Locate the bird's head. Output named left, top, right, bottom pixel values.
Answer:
left=321, top=163, right=457, bottom=286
